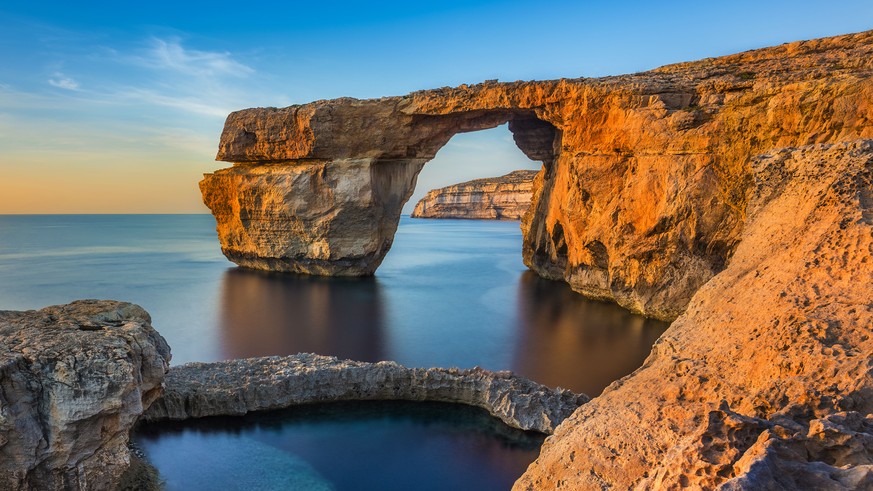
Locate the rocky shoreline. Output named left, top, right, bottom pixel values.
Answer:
left=0, top=301, right=586, bottom=490
left=411, top=169, right=537, bottom=220
left=516, top=140, right=873, bottom=489
left=143, top=353, right=588, bottom=434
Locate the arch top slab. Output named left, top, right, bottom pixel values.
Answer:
left=216, top=93, right=559, bottom=163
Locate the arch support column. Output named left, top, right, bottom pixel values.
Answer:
left=200, top=158, right=425, bottom=276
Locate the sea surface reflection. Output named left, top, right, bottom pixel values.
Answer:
left=513, top=271, right=668, bottom=396
left=218, top=270, right=386, bottom=362
left=0, top=215, right=671, bottom=489
left=217, top=266, right=668, bottom=395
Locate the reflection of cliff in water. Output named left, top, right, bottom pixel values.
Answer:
left=218, top=268, right=386, bottom=362
left=217, top=264, right=668, bottom=397
left=512, top=272, right=669, bottom=396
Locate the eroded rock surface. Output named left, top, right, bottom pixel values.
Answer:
left=143, top=353, right=588, bottom=434
left=203, top=30, right=873, bottom=320
left=201, top=159, right=423, bottom=275
left=515, top=140, right=873, bottom=490
left=411, top=169, right=537, bottom=220
left=0, top=300, right=170, bottom=491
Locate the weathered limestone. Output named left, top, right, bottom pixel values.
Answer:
left=202, top=30, right=873, bottom=320
left=411, top=169, right=537, bottom=219
left=143, top=353, right=588, bottom=434
left=515, top=140, right=873, bottom=489
left=0, top=300, right=170, bottom=491
left=201, top=160, right=423, bottom=275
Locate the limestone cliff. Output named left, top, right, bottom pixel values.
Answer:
left=202, top=30, right=873, bottom=320
left=0, top=300, right=170, bottom=491
left=515, top=140, right=873, bottom=490
left=411, top=170, right=537, bottom=219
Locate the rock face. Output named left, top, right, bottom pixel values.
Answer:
left=144, top=353, right=587, bottom=434
left=515, top=140, right=873, bottom=490
left=411, top=169, right=538, bottom=219
left=202, top=30, right=873, bottom=319
left=0, top=300, right=171, bottom=491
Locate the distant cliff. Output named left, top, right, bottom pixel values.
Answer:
left=411, top=170, right=537, bottom=219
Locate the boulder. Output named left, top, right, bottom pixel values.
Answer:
left=0, top=300, right=170, bottom=491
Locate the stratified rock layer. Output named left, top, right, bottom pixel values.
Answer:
left=515, top=140, right=873, bottom=490
left=411, top=169, right=538, bottom=219
left=203, top=30, right=873, bottom=320
left=201, top=159, right=424, bottom=275
left=0, top=300, right=171, bottom=491
left=143, top=353, right=588, bottom=434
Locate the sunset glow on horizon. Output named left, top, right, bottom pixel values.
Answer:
left=1, top=0, right=871, bottom=213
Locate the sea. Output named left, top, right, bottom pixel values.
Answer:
left=0, top=215, right=668, bottom=490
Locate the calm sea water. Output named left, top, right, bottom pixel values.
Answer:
left=0, top=215, right=668, bottom=490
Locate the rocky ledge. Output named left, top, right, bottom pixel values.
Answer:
left=143, top=353, right=587, bottom=434
left=411, top=169, right=537, bottom=219
left=0, top=300, right=170, bottom=491
left=516, top=141, right=873, bottom=489
left=203, top=30, right=873, bottom=320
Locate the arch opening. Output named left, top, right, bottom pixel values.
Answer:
left=404, top=109, right=558, bottom=166
left=401, top=122, right=545, bottom=217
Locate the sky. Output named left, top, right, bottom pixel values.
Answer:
left=1, top=1, right=871, bottom=214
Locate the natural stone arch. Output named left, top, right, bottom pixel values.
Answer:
left=201, top=104, right=560, bottom=277
left=202, top=32, right=873, bottom=321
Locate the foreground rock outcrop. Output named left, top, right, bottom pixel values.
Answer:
left=203, top=30, right=873, bottom=319
left=515, top=140, right=873, bottom=489
left=0, top=300, right=170, bottom=491
left=144, top=353, right=588, bottom=434
left=411, top=169, right=537, bottom=219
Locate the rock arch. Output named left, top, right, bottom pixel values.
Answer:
left=202, top=31, right=873, bottom=320
left=201, top=102, right=559, bottom=277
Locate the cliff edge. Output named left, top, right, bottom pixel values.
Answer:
left=411, top=170, right=537, bottom=220
left=516, top=140, right=873, bottom=490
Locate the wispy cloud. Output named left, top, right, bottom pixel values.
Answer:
left=48, top=72, right=79, bottom=90
left=140, top=37, right=254, bottom=78
left=89, top=37, right=259, bottom=118
left=116, top=88, right=231, bottom=118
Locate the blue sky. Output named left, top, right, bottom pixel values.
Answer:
left=1, top=0, right=871, bottom=213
